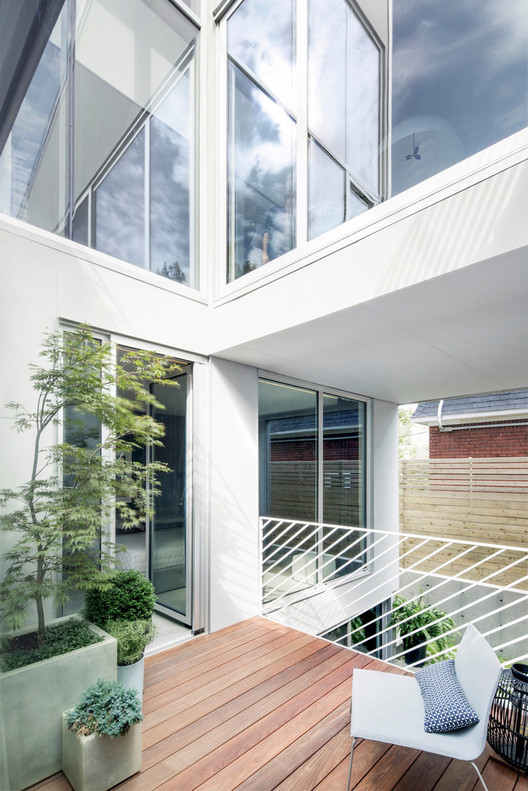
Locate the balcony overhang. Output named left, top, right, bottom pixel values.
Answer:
left=211, top=151, right=528, bottom=404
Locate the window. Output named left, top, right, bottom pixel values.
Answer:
left=308, top=0, right=380, bottom=237
left=227, top=0, right=382, bottom=282
left=0, top=0, right=199, bottom=288
left=259, top=378, right=367, bottom=587
left=391, top=0, right=527, bottom=194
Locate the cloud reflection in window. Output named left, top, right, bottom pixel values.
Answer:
left=229, top=65, right=295, bottom=278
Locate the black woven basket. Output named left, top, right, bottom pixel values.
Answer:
left=487, top=663, right=528, bottom=775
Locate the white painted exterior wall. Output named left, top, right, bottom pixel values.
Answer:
left=208, top=359, right=259, bottom=631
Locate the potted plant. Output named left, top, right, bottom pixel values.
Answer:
left=390, top=593, right=456, bottom=665
left=83, top=569, right=157, bottom=697
left=62, top=678, right=143, bottom=791
left=104, top=619, right=158, bottom=696
left=0, top=326, right=179, bottom=789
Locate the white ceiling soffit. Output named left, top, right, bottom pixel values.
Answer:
left=213, top=248, right=528, bottom=405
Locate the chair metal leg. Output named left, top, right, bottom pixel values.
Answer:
left=470, top=761, right=489, bottom=791
left=346, top=737, right=357, bottom=791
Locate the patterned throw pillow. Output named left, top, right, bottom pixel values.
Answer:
left=415, top=658, right=480, bottom=733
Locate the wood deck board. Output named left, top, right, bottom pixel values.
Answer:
left=144, top=621, right=290, bottom=687
left=26, top=616, right=523, bottom=791
left=142, top=636, right=331, bottom=733
left=142, top=642, right=341, bottom=747
left=141, top=645, right=351, bottom=768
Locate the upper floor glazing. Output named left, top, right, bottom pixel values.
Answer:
left=0, top=0, right=526, bottom=291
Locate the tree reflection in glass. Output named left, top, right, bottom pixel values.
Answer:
left=151, top=72, right=192, bottom=285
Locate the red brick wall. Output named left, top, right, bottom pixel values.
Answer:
left=429, top=422, right=528, bottom=458
left=271, top=437, right=359, bottom=461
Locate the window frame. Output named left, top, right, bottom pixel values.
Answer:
left=223, top=0, right=386, bottom=287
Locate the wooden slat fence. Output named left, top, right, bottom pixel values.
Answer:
left=269, top=460, right=363, bottom=524
left=399, top=457, right=528, bottom=587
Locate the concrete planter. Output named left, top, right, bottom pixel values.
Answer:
left=0, top=616, right=116, bottom=791
left=62, top=713, right=141, bottom=791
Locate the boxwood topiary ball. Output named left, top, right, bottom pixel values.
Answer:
left=83, top=570, right=156, bottom=626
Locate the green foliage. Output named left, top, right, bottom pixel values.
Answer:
left=0, top=619, right=102, bottom=672
left=83, top=570, right=156, bottom=627
left=103, top=619, right=157, bottom=666
left=398, top=405, right=417, bottom=460
left=0, top=326, right=181, bottom=645
left=390, top=593, right=456, bottom=661
left=65, top=678, right=143, bottom=738
left=349, top=616, right=366, bottom=646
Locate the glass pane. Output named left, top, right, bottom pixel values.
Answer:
left=259, top=380, right=317, bottom=521
left=347, top=14, right=380, bottom=197
left=308, top=139, right=345, bottom=239
left=0, top=7, right=69, bottom=234
left=228, top=65, right=296, bottom=280
left=308, top=0, right=347, bottom=163
left=347, top=184, right=370, bottom=221
left=392, top=0, right=528, bottom=195
left=94, top=129, right=146, bottom=268
left=150, top=70, right=192, bottom=285
left=74, top=0, right=197, bottom=280
left=151, top=375, right=188, bottom=617
left=72, top=196, right=89, bottom=246
left=259, top=379, right=318, bottom=601
left=322, top=393, right=366, bottom=580
left=62, top=336, right=102, bottom=616
left=228, top=0, right=295, bottom=110
left=115, top=440, right=148, bottom=575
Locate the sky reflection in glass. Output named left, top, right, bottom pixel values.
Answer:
left=229, top=65, right=295, bottom=279
left=308, top=140, right=345, bottom=239
left=151, top=72, right=192, bottom=284
left=95, top=130, right=146, bottom=268
left=392, top=0, right=528, bottom=193
left=0, top=13, right=66, bottom=231
left=228, top=0, right=295, bottom=111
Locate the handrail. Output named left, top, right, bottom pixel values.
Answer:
left=260, top=517, right=528, bottom=667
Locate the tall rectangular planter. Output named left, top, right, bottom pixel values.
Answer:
left=0, top=617, right=116, bottom=791
left=62, top=714, right=142, bottom=791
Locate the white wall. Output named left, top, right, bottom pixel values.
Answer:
left=208, top=358, right=260, bottom=631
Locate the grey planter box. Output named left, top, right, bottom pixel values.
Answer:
left=62, top=713, right=141, bottom=791
left=0, top=616, right=116, bottom=791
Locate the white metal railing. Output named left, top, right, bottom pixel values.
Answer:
left=260, top=517, right=528, bottom=667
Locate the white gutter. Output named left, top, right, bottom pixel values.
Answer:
left=413, top=408, right=528, bottom=426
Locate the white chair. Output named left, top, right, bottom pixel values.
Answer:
left=346, top=624, right=502, bottom=791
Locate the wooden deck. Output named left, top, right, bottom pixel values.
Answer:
left=31, top=616, right=526, bottom=791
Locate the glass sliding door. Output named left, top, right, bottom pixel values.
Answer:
left=115, top=354, right=192, bottom=627
left=259, top=378, right=368, bottom=596
left=150, top=371, right=191, bottom=624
